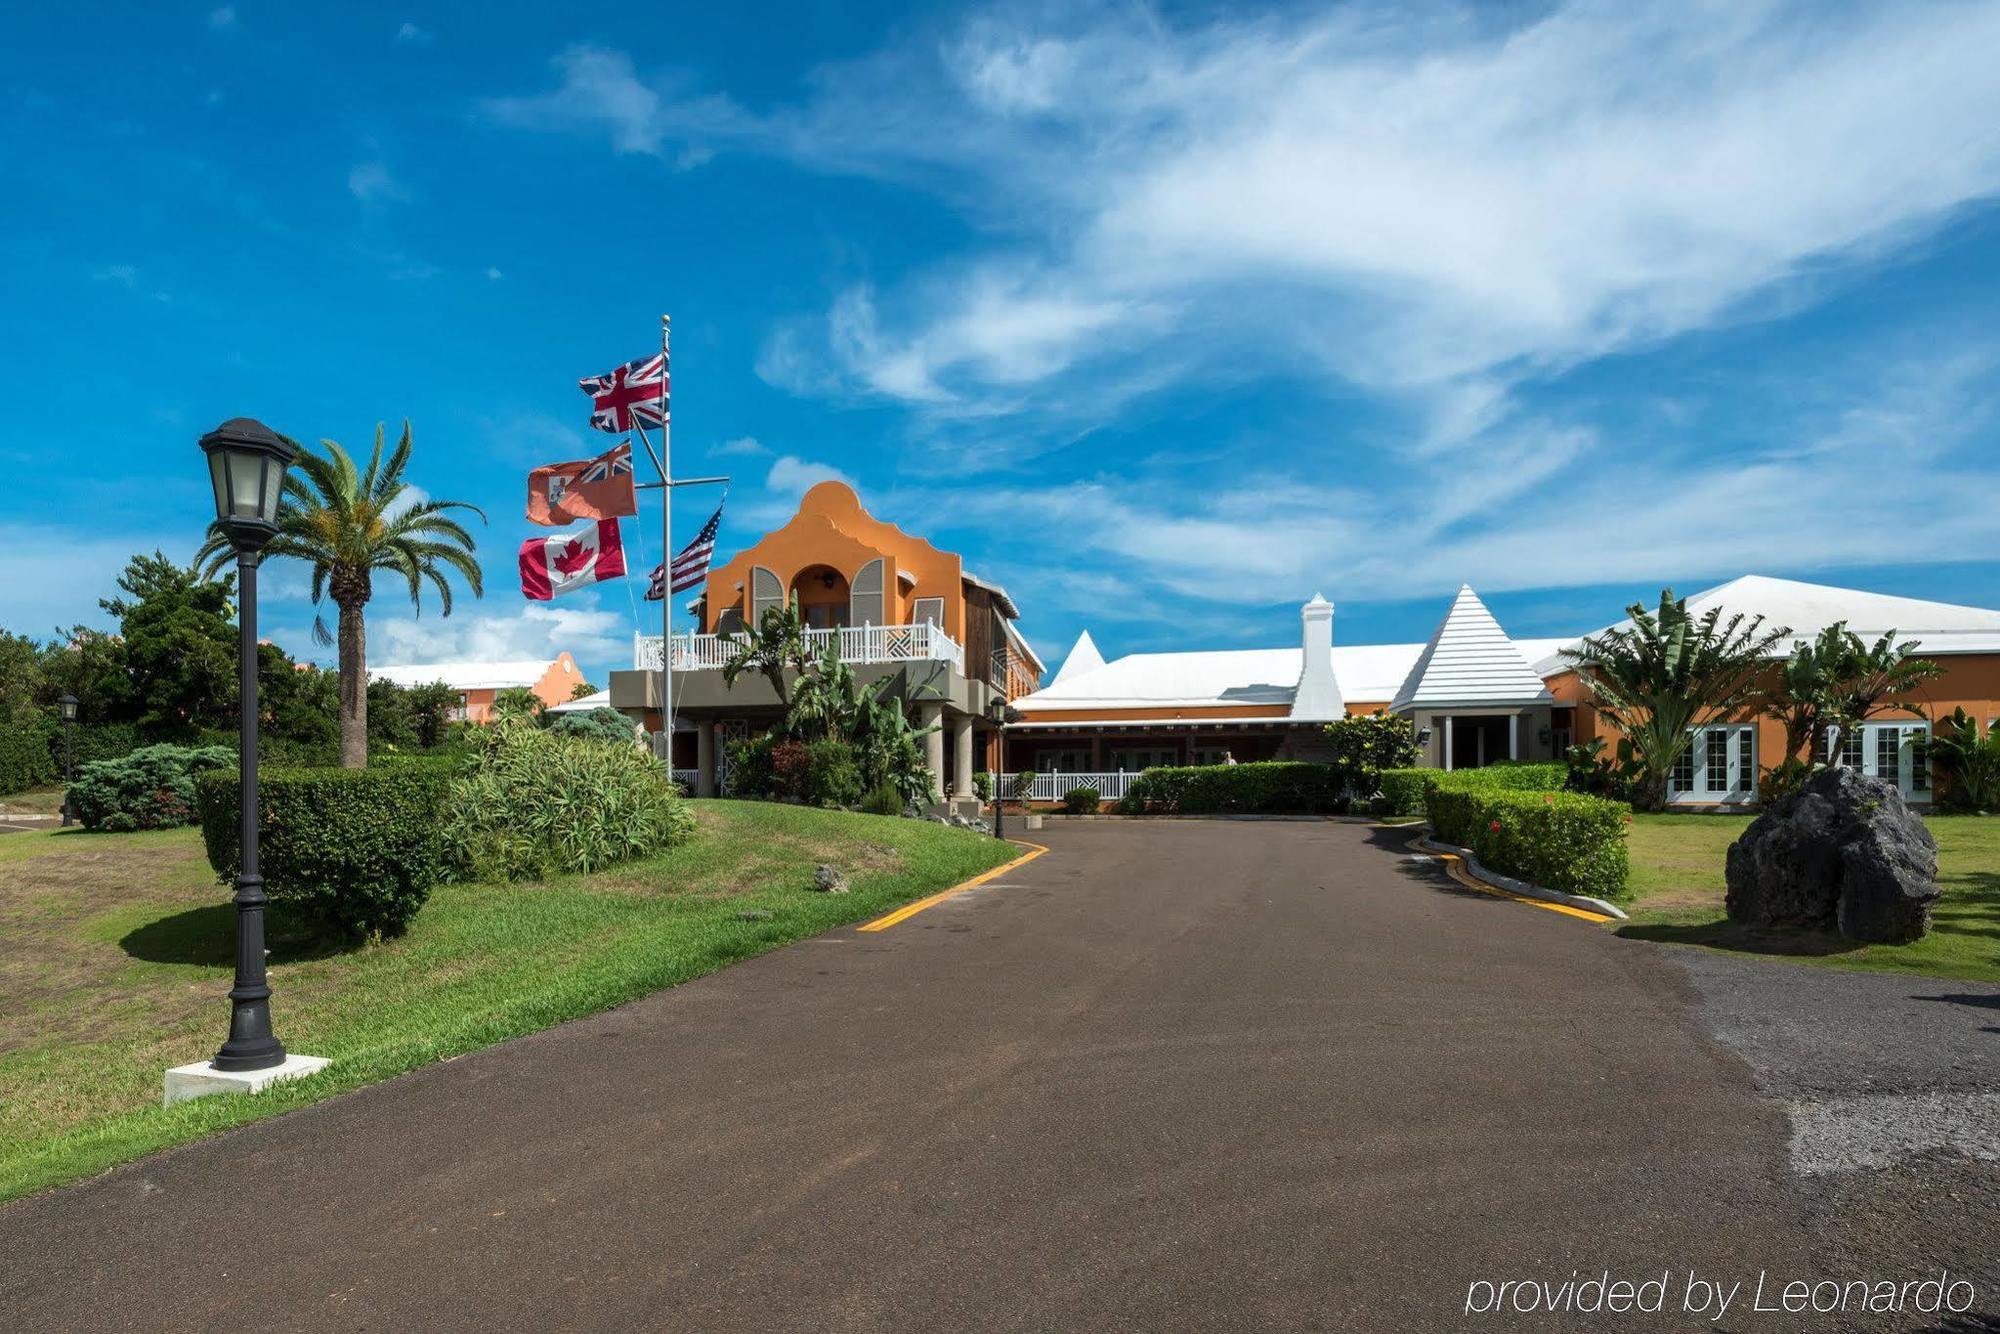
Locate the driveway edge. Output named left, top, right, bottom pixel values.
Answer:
left=1412, top=832, right=1627, bottom=921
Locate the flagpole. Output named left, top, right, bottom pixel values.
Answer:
left=660, top=313, right=674, bottom=766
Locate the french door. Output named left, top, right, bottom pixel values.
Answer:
left=1669, top=725, right=1757, bottom=803
left=1839, top=722, right=1931, bottom=801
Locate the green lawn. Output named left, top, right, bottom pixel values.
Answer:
left=1617, top=813, right=2000, bottom=984
left=0, top=801, right=1016, bottom=1202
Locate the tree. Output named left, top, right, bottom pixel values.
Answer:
left=0, top=631, right=42, bottom=723
left=491, top=686, right=546, bottom=724
left=1929, top=708, right=2000, bottom=813
left=197, top=422, right=484, bottom=768
left=785, top=641, right=861, bottom=741
left=102, top=552, right=239, bottom=738
left=36, top=627, right=133, bottom=726
left=1321, top=712, right=1420, bottom=795
left=259, top=648, right=341, bottom=760
left=721, top=596, right=809, bottom=713
left=1764, top=622, right=1945, bottom=767
left=569, top=680, right=599, bottom=700
left=1562, top=590, right=1790, bottom=812
left=406, top=681, right=462, bottom=749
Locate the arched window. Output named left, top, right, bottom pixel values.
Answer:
left=849, top=558, right=885, bottom=627
left=750, top=566, right=783, bottom=626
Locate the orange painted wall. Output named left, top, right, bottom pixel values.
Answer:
left=701, top=481, right=970, bottom=640
left=1547, top=655, right=2000, bottom=766
left=455, top=653, right=583, bottom=724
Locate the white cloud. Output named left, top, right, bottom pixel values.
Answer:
left=371, top=604, right=628, bottom=672
left=764, top=455, right=856, bottom=497
left=93, top=264, right=138, bottom=288
left=710, top=435, right=767, bottom=456
left=395, top=21, right=432, bottom=44
left=498, top=4, right=2000, bottom=435
left=484, top=266, right=504, bottom=280
left=207, top=6, right=236, bottom=31
left=347, top=161, right=409, bottom=206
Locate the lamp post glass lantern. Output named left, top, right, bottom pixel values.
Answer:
left=57, top=694, right=77, bottom=827
left=198, top=418, right=297, bottom=1073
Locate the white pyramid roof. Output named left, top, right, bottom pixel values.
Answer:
left=1051, top=629, right=1107, bottom=684
left=1390, top=585, right=1553, bottom=712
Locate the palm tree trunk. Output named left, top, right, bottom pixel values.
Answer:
left=337, top=598, right=368, bottom=768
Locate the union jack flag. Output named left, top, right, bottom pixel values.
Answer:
left=579, top=352, right=668, bottom=434
left=576, top=443, right=633, bottom=485
left=647, top=497, right=724, bottom=601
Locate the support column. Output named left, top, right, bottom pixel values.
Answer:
left=920, top=702, right=945, bottom=806
left=953, top=714, right=975, bottom=800
left=1508, top=713, right=1519, bottom=762
left=696, top=720, right=716, bottom=798
left=1443, top=716, right=1454, bottom=771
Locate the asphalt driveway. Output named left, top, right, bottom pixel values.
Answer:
left=1, top=819, right=1983, bottom=1331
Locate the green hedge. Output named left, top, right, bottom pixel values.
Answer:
left=1122, top=762, right=1348, bottom=815
left=1062, top=785, right=1101, bottom=814
left=1425, top=785, right=1629, bottom=900
left=197, top=761, right=457, bottom=940
left=1375, top=762, right=1567, bottom=816
left=69, top=744, right=233, bottom=830
left=0, top=721, right=56, bottom=795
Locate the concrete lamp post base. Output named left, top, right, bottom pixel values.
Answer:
left=163, top=1053, right=331, bottom=1107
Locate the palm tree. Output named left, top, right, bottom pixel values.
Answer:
left=1823, top=629, right=1945, bottom=754
left=1562, top=589, right=1790, bottom=812
left=198, top=422, right=484, bottom=768
left=1765, top=622, right=1945, bottom=765
left=721, top=595, right=810, bottom=713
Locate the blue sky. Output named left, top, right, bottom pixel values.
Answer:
left=5, top=1, right=2000, bottom=685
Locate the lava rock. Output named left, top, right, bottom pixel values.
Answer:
left=1725, top=767, right=1940, bottom=943
left=812, top=863, right=849, bottom=894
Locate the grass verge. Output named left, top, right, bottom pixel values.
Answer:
left=1615, top=813, right=2000, bottom=984
left=0, top=800, right=1015, bottom=1203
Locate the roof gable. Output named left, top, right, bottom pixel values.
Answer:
left=1051, top=630, right=1106, bottom=684
left=1390, top=585, right=1552, bottom=711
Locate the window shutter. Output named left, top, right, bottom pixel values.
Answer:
left=849, top=559, right=885, bottom=627
left=751, top=567, right=782, bottom=626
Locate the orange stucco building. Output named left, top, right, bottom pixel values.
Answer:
left=370, top=653, right=586, bottom=724
left=611, top=482, right=2000, bottom=809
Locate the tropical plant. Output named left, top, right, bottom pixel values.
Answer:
left=1561, top=590, right=1790, bottom=812
left=1322, top=712, right=1420, bottom=795
left=569, top=680, right=600, bottom=700
left=196, top=423, right=484, bottom=768
left=848, top=679, right=939, bottom=806
left=1929, top=707, right=2000, bottom=813
left=785, top=641, right=861, bottom=741
left=490, top=686, right=546, bottom=724
left=1764, top=622, right=1945, bottom=766
left=721, top=595, right=810, bottom=713
left=550, top=706, right=637, bottom=744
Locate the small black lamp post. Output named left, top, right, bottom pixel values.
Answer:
left=57, top=694, right=77, bottom=827
left=988, top=696, right=1007, bottom=840
left=199, top=417, right=297, bottom=1073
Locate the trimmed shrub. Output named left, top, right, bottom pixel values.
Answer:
left=1062, top=784, right=1101, bottom=814
left=446, top=726, right=695, bottom=881
left=802, top=738, right=863, bottom=807
left=197, top=761, right=456, bottom=939
left=971, top=770, right=994, bottom=802
left=1376, top=762, right=1567, bottom=816
left=860, top=782, right=904, bottom=816
left=549, top=706, right=638, bottom=744
left=1424, top=784, right=1629, bottom=900
left=0, top=720, right=56, bottom=795
left=65, top=721, right=143, bottom=769
left=69, top=744, right=233, bottom=831
left=1123, top=762, right=1347, bottom=815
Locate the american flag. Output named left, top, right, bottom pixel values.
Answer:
left=579, top=352, right=668, bottom=434
left=646, top=498, right=724, bottom=601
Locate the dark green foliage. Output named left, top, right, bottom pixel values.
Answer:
left=69, top=744, right=233, bottom=831
left=1321, top=712, right=1421, bottom=795
left=1010, top=771, right=1036, bottom=801
left=860, top=782, right=904, bottom=816
left=727, top=734, right=778, bottom=798
left=102, top=553, right=240, bottom=739
left=1376, top=762, right=1568, bottom=816
left=366, top=678, right=420, bottom=749
left=198, top=762, right=456, bottom=939
left=35, top=628, right=134, bottom=727
left=1424, top=784, right=1630, bottom=900
left=445, top=726, right=694, bottom=881
left=1562, top=738, right=1637, bottom=800
left=1931, top=708, right=2000, bottom=813
left=1122, top=762, right=1347, bottom=814
left=1376, top=769, right=1433, bottom=817
left=549, top=707, right=637, bottom=744
left=66, top=722, right=143, bottom=768
left=0, top=631, right=42, bottom=722
left=1062, top=785, right=1101, bottom=814
left=0, top=721, right=56, bottom=794
left=972, top=770, right=994, bottom=801
left=770, top=739, right=812, bottom=796
left=803, top=738, right=862, bottom=807
left=489, top=686, right=545, bottom=724
left=405, top=681, right=461, bottom=749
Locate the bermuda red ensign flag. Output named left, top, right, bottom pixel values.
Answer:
left=519, top=520, right=626, bottom=601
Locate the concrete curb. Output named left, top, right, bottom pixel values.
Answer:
left=1413, top=832, right=1628, bottom=920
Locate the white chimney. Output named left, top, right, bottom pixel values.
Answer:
left=1290, top=593, right=1344, bottom=720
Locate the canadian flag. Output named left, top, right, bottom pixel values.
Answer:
left=519, top=519, right=626, bottom=601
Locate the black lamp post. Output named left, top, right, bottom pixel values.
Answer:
left=57, top=694, right=77, bottom=827
left=199, top=417, right=297, bottom=1073
left=988, top=696, right=1007, bottom=839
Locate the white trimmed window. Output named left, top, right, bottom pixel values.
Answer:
left=1669, top=725, right=1756, bottom=802
left=1837, top=721, right=1932, bottom=800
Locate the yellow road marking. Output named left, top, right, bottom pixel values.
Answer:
left=857, top=841, right=1050, bottom=931
left=1396, top=832, right=1614, bottom=924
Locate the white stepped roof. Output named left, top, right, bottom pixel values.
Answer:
left=547, top=688, right=611, bottom=714
left=1391, top=585, right=1553, bottom=711
left=1051, top=630, right=1106, bottom=684
left=369, top=659, right=555, bottom=692
left=1530, top=575, right=2000, bottom=676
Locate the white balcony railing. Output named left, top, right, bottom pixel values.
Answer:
left=1019, top=772, right=1141, bottom=802
left=635, top=622, right=965, bottom=674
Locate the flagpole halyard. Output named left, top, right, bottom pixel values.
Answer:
left=660, top=314, right=674, bottom=766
